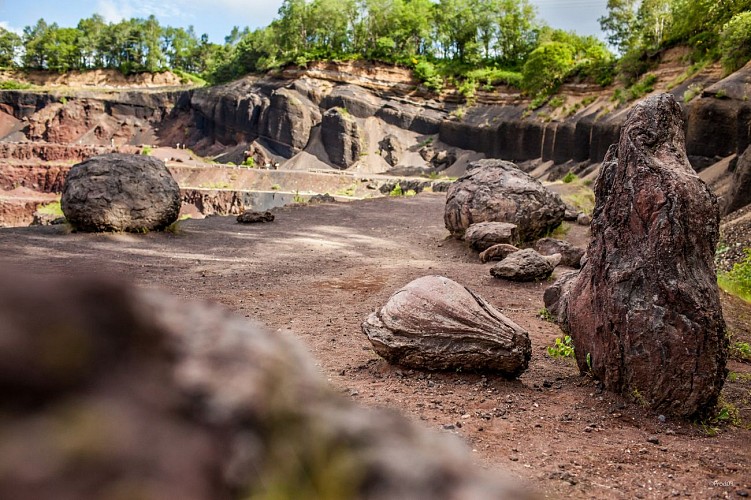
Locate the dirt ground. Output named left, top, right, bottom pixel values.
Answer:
left=0, top=193, right=749, bottom=499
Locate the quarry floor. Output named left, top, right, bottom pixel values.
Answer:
left=0, top=192, right=749, bottom=499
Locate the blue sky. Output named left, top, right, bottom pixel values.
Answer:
left=1, top=0, right=609, bottom=43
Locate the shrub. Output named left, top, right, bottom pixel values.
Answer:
left=720, top=12, right=751, bottom=74
left=547, top=335, right=575, bottom=358
left=718, top=248, right=751, bottom=302
left=242, top=157, right=256, bottom=167
left=413, top=60, right=443, bottom=92
left=683, top=83, right=704, bottom=103
left=562, top=171, right=577, bottom=183
left=626, top=73, right=657, bottom=101
left=0, top=79, right=32, bottom=90
left=141, top=145, right=153, bottom=155
left=464, top=67, right=523, bottom=88
left=522, top=42, right=576, bottom=95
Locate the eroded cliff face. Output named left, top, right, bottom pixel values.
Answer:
left=1, top=58, right=750, bottom=198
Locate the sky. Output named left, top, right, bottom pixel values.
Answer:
left=0, top=0, right=610, bottom=43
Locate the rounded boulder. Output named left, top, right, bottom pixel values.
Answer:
left=62, top=153, right=181, bottom=232
left=444, top=159, right=565, bottom=242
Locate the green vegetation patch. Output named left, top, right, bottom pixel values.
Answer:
left=718, top=249, right=751, bottom=303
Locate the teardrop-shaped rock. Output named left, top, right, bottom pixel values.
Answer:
left=362, top=276, right=531, bottom=376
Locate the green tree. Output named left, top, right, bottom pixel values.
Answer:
left=44, top=26, right=82, bottom=72
left=0, top=27, right=21, bottom=68
left=522, top=40, right=575, bottom=94
left=495, top=0, right=537, bottom=66
left=719, top=11, right=751, bottom=73
left=77, top=15, right=106, bottom=68
left=22, top=19, right=50, bottom=69
left=435, top=0, right=480, bottom=63
left=598, top=0, right=638, bottom=54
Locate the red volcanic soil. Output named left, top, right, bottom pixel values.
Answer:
left=0, top=193, right=749, bottom=499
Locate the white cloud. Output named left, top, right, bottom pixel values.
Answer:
left=96, top=0, right=185, bottom=23
left=0, top=21, right=23, bottom=35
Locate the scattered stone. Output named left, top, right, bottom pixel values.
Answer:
left=378, top=134, right=402, bottom=167
left=479, top=243, right=520, bottom=263
left=444, top=159, right=565, bottom=242
left=61, top=153, right=181, bottom=232
left=724, top=145, right=751, bottom=214
left=647, top=436, right=660, bottom=445
left=545, top=94, right=727, bottom=418
left=31, top=212, right=66, bottom=226
left=431, top=149, right=457, bottom=171
left=534, top=237, right=585, bottom=268
left=563, top=205, right=580, bottom=221
left=576, top=213, right=592, bottom=226
left=321, top=107, right=363, bottom=169
left=0, top=271, right=531, bottom=499
left=362, top=276, right=531, bottom=377
left=465, top=221, right=518, bottom=251
left=308, top=193, right=337, bottom=204
left=490, top=249, right=559, bottom=282
left=237, top=210, right=274, bottom=223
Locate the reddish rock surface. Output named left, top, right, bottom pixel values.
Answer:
left=548, top=94, right=727, bottom=418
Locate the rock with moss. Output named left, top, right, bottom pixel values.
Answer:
left=362, top=275, right=531, bottom=377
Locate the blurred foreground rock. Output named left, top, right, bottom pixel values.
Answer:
left=61, top=153, right=181, bottom=232
left=545, top=94, right=727, bottom=418
left=362, top=276, right=531, bottom=376
left=0, top=272, right=532, bottom=499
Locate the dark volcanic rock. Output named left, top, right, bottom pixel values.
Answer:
left=237, top=210, right=274, bottom=223
left=362, top=276, right=531, bottom=376
left=262, top=87, right=321, bottom=157
left=444, top=159, right=565, bottom=241
left=490, top=249, right=559, bottom=282
left=547, top=94, right=727, bottom=418
left=465, top=221, right=518, bottom=251
left=321, top=84, right=382, bottom=118
left=61, top=153, right=180, bottom=232
left=534, top=237, right=585, bottom=268
left=0, top=272, right=532, bottom=500
left=321, top=107, right=363, bottom=169
left=479, top=243, right=520, bottom=263
left=724, top=145, right=751, bottom=214
left=308, top=193, right=337, bottom=203
left=379, top=134, right=403, bottom=167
